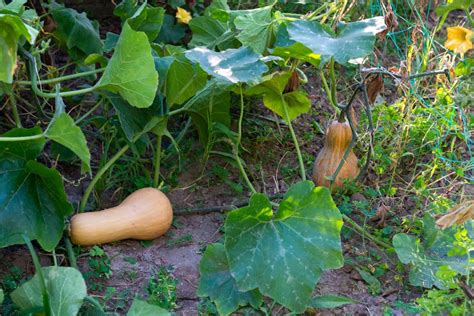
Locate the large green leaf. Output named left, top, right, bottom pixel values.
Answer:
left=272, top=25, right=321, bottom=67
left=189, top=16, right=229, bottom=49
left=393, top=228, right=470, bottom=289
left=0, top=160, right=73, bottom=251
left=198, top=243, right=262, bottom=315
left=224, top=181, right=343, bottom=313
left=127, top=298, right=170, bottom=316
left=185, top=46, right=268, bottom=84
left=11, top=267, right=87, bottom=316
left=49, top=2, right=102, bottom=60
left=98, top=22, right=158, bottom=108
left=45, top=113, right=90, bottom=171
left=165, top=58, right=208, bottom=107
left=245, top=72, right=310, bottom=121
left=232, top=5, right=274, bottom=54
left=0, top=13, right=38, bottom=83
left=155, top=14, right=186, bottom=44
left=129, top=4, right=165, bottom=41
left=0, top=127, right=45, bottom=160
left=106, top=92, right=165, bottom=141
left=185, top=80, right=231, bottom=146
left=286, top=17, right=386, bottom=65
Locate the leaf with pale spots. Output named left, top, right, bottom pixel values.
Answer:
left=224, top=181, right=343, bottom=313
left=198, top=243, right=262, bottom=315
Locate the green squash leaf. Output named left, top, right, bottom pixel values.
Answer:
left=166, top=58, right=208, bottom=107
left=106, top=92, right=165, bottom=141
left=49, top=2, right=102, bottom=60
left=98, top=22, right=158, bottom=108
left=45, top=113, right=91, bottom=171
left=0, top=13, right=38, bottom=83
left=0, top=160, right=73, bottom=251
left=11, top=267, right=87, bottom=316
left=272, top=25, right=321, bottom=67
left=311, top=294, right=356, bottom=309
left=185, top=46, right=268, bottom=84
left=286, top=17, right=386, bottom=65
left=129, top=4, right=165, bottom=41
left=127, top=298, right=170, bottom=316
left=185, top=80, right=231, bottom=146
left=245, top=72, right=310, bottom=121
left=198, top=243, right=262, bottom=315
left=0, top=127, right=45, bottom=160
left=232, top=5, right=274, bottom=54
left=224, top=181, right=343, bottom=313
left=393, top=228, right=470, bottom=289
left=189, top=16, right=230, bottom=49
left=156, top=14, right=186, bottom=45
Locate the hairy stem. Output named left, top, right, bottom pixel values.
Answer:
left=16, top=68, right=105, bottom=86
left=9, top=93, right=22, bottom=127
left=342, top=214, right=391, bottom=249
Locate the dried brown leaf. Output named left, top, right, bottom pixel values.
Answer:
left=436, top=200, right=474, bottom=229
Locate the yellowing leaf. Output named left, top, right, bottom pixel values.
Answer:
left=436, top=200, right=474, bottom=229
left=176, top=7, right=191, bottom=24
left=445, top=26, right=473, bottom=54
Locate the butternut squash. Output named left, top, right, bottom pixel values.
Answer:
left=312, top=120, right=359, bottom=190
left=70, top=188, right=173, bottom=246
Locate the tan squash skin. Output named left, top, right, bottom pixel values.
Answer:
left=70, top=188, right=173, bottom=246
left=312, top=120, right=359, bottom=190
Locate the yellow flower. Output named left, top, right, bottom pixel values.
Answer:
left=444, top=26, right=473, bottom=54
left=176, top=7, right=192, bottom=24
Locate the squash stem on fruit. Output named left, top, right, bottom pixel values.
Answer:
left=341, top=215, right=391, bottom=249
left=23, top=235, right=52, bottom=316
left=8, top=93, right=22, bottom=128
left=79, top=143, right=130, bottom=212
left=280, top=94, right=307, bottom=181
left=16, top=68, right=105, bottom=86
left=153, top=134, right=163, bottom=188
left=64, top=236, right=78, bottom=269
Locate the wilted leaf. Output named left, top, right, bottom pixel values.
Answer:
left=198, top=243, right=262, bottom=315
left=436, top=201, right=474, bottom=229
left=0, top=13, right=38, bottom=83
left=11, top=267, right=87, bottom=316
left=98, top=22, right=158, bottom=108
left=225, top=181, right=343, bottom=313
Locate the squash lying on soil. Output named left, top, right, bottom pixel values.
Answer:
left=70, top=188, right=173, bottom=246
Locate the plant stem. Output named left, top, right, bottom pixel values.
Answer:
left=23, top=235, right=52, bottom=316
left=16, top=68, right=105, bottom=86
left=8, top=93, right=22, bottom=127
left=0, top=133, right=44, bottom=142
left=233, top=146, right=257, bottom=195
left=84, top=296, right=105, bottom=312
left=153, top=135, right=163, bottom=188
left=75, top=98, right=104, bottom=125
left=342, top=214, right=391, bottom=249
left=79, top=143, right=130, bottom=212
left=238, top=85, right=245, bottom=147
left=280, top=94, right=306, bottom=181
left=319, top=70, right=339, bottom=112
left=329, top=58, right=337, bottom=107
left=64, top=236, right=78, bottom=269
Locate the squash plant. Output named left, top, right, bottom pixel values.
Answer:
left=0, top=0, right=429, bottom=314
